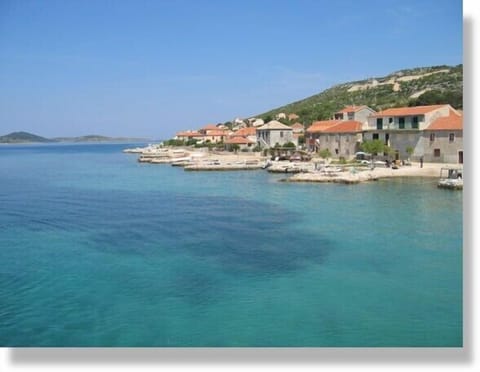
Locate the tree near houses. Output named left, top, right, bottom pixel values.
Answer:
left=230, top=144, right=240, bottom=153
left=319, top=148, right=332, bottom=160
left=406, top=145, right=414, bottom=161
left=360, top=139, right=386, bottom=168
left=360, top=140, right=386, bottom=159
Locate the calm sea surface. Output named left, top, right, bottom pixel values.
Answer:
left=0, top=143, right=462, bottom=346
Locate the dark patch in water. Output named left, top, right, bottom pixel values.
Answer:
left=81, top=191, right=332, bottom=274
left=2, top=184, right=332, bottom=308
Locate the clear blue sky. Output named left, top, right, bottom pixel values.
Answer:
left=0, top=0, right=463, bottom=139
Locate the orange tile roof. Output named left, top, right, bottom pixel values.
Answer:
left=202, top=124, right=218, bottom=130
left=371, top=105, right=446, bottom=117
left=425, top=111, right=463, bottom=131
left=321, top=120, right=363, bottom=133
left=176, top=131, right=202, bottom=137
left=336, top=105, right=368, bottom=113
left=225, top=136, right=255, bottom=144
left=205, top=129, right=227, bottom=136
left=233, top=127, right=256, bottom=136
left=306, top=120, right=342, bottom=133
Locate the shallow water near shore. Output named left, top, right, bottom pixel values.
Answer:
left=0, top=143, right=462, bottom=346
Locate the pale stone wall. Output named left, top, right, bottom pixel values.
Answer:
left=257, top=129, right=296, bottom=148
left=421, top=131, right=463, bottom=163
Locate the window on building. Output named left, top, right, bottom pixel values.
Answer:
left=449, top=133, right=455, bottom=142
left=347, top=112, right=354, bottom=120
left=335, top=149, right=339, bottom=155
left=373, top=133, right=379, bottom=140
left=280, top=131, right=284, bottom=138
left=376, top=118, right=383, bottom=130
left=399, top=117, right=405, bottom=129
left=388, top=117, right=393, bottom=124
left=412, top=116, right=419, bottom=129
left=430, top=133, right=435, bottom=142
left=346, top=135, right=350, bottom=142
left=434, top=149, right=441, bottom=157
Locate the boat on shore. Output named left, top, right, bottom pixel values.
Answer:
left=437, top=166, right=463, bottom=190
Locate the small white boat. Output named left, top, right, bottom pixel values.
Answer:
left=437, top=167, right=463, bottom=190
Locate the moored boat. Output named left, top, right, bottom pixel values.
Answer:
left=437, top=166, right=463, bottom=190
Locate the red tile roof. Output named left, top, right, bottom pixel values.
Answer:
left=176, top=131, right=202, bottom=137
left=291, top=123, right=305, bottom=130
left=336, top=105, right=368, bottom=113
left=233, top=127, right=256, bottom=137
left=306, top=120, right=342, bottom=133
left=321, top=120, right=363, bottom=133
left=425, top=111, right=463, bottom=131
left=371, top=105, right=447, bottom=117
left=224, top=136, right=255, bottom=144
left=202, top=124, right=218, bottom=130
left=205, top=129, right=227, bottom=136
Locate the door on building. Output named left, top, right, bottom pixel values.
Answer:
left=458, top=151, right=463, bottom=164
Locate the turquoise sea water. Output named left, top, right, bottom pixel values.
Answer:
left=0, top=143, right=462, bottom=346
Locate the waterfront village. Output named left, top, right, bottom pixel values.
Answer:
left=124, top=103, right=463, bottom=189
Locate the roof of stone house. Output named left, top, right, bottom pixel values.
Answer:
left=371, top=105, right=447, bottom=117
left=306, top=120, right=342, bottom=133
left=335, top=105, right=370, bottom=113
left=233, top=127, right=257, bottom=137
left=257, top=120, right=292, bottom=130
left=205, top=129, right=227, bottom=136
left=321, top=120, right=363, bottom=133
left=176, top=131, right=202, bottom=137
left=202, top=124, right=218, bottom=130
left=224, top=136, right=255, bottom=144
left=425, top=111, right=463, bottom=131
left=291, top=122, right=305, bottom=130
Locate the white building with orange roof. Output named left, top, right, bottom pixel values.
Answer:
left=365, top=104, right=462, bottom=163
left=224, top=136, right=256, bottom=151
left=232, top=127, right=257, bottom=142
left=198, top=124, right=228, bottom=143
left=334, top=105, right=376, bottom=123
left=175, top=130, right=203, bottom=141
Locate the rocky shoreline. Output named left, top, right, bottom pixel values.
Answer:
left=123, top=145, right=457, bottom=185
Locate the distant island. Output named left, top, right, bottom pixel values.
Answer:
left=0, top=131, right=150, bottom=144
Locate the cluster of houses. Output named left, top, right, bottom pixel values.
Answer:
left=174, top=103, right=463, bottom=164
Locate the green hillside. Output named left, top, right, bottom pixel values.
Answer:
left=258, top=64, right=463, bottom=125
left=0, top=131, right=54, bottom=143
left=0, top=132, right=150, bottom=143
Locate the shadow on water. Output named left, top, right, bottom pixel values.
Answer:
left=67, top=189, right=334, bottom=276
left=2, top=184, right=333, bottom=322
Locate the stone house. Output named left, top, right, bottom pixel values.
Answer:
left=224, top=136, right=256, bottom=151
left=306, top=120, right=363, bottom=157
left=365, top=104, right=462, bottom=162
left=256, top=120, right=296, bottom=148
left=422, top=110, right=463, bottom=163
left=334, top=105, right=376, bottom=123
